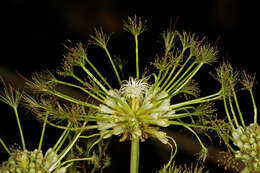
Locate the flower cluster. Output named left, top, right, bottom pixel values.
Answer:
left=212, top=62, right=259, bottom=172
left=232, top=124, right=260, bottom=171
left=0, top=148, right=65, bottom=173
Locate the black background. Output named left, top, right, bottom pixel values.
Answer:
left=0, top=0, right=258, bottom=172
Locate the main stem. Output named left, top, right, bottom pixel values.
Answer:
left=130, top=138, right=139, bottom=173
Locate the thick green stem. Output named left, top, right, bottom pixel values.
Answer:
left=130, top=138, right=139, bottom=173
left=14, top=107, right=26, bottom=150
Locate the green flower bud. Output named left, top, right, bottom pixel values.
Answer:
left=15, top=168, right=22, bottom=173
left=249, top=137, right=255, bottom=144
left=251, top=150, right=257, bottom=157
left=243, top=143, right=251, bottom=150
left=29, top=168, right=35, bottom=173
left=240, top=134, right=248, bottom=142
left=16, top=151, right=29, bottom=169
left=29, top=162, right=35, bottom=168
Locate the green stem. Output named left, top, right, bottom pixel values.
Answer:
left=38, top=112, right=49, bottom=150
left=170, top=90, right=221, bottom=109
left=231, top=85, right=245, bottom=127
left=47, top=89, right=99, bottom=110
left=130, top=138, right=139, bottom=173
left=170, top=63, right=202, bottom=95
left=53, top=79, right=105, bottom=103
left=135, top=35, right=139, bottom=80
left=0, top=137, right=11, bottom=155
left=164, top=54, right=193, bottom=92
left=51, top=121, right=87, bottom=172
left=53, top=123, right=71, bottom=152
left=249, top=89, right=257, bottom=124
left=60, top=157, right=93, bottom=167
left=80, top=64, right=108, bottom=93
left=228, top=96, right=240, bottom=128
left=13, top=107, right=26, bottom=150
left=223, top=95, right=235, bottom=131
left=83, top=55, right=112, bottom=89
left=104, top=47, right=122, bottom=85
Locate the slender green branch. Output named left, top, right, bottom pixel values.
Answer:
left=159, top=61, right=179, bottom=90
left=231, top=85, right=245, bottom=127
left=0, top=137, right=11, bottom=155
left=52, top=121, right=87, bottom=172
left=47, top=121, right=98, bottom=131
left=13, top=107, right=26, bottom=150
left=170, top=90, right=222, bottom=109
left=164, top=54, right=193, bottom=92
left=53, top=123, right=71, bottom=152
left=130, top=138, right=139, bottom=173
left=228, top=96, right=239, bottom=128
left=170, top=63, right=202, bottom=95
left=60, top=157, right=93, bottom=167
left=83, top=55, right=112, bottom=89
left=38, top=112, right=49, bottom=150
left=104, top=47, right=122, bottom=85
left=135, top=35, right=140, bottom=80
left=80, top=64, right=108, bottom=93
left=46, top=89, right=99, bottom=110
left=53, top=79, right=105, bottom=103
left=71, top=73, right=106, bottom=100
left=249, top=89, right=257, bottom=124
left=168, top=121, right=213, bottom=129
left=223, top=95, right=235, bottom=131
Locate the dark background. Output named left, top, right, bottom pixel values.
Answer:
left=0, top=0, right=258, bottom=172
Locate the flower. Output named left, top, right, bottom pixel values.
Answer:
left=97, top=77, right=174, bottom=142
left=232, top=124, right=260, bottom=172
left=0, top=148, right=66, bottom=173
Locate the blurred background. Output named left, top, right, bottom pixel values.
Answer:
left=0, top=0, right=258, bottom=172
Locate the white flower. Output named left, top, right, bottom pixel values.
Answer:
left=120, top=77, right=149, bottom=100
left=96, top=77, right=176, bottom=142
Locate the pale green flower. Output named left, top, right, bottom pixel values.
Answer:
left=97, top=77, right=174, bottom=143
left=0, top=148, right=66, bottom=173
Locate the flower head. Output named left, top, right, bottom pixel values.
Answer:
left=0, top=148, right=66, bottom=173
left=232, top=124, right=260, bottom=172
left=97, top=77, right=174, bottom=143
left=120, top=77, right=149, bottom=101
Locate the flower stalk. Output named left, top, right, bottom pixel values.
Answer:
left=130, top=138, right=140, bottom=173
